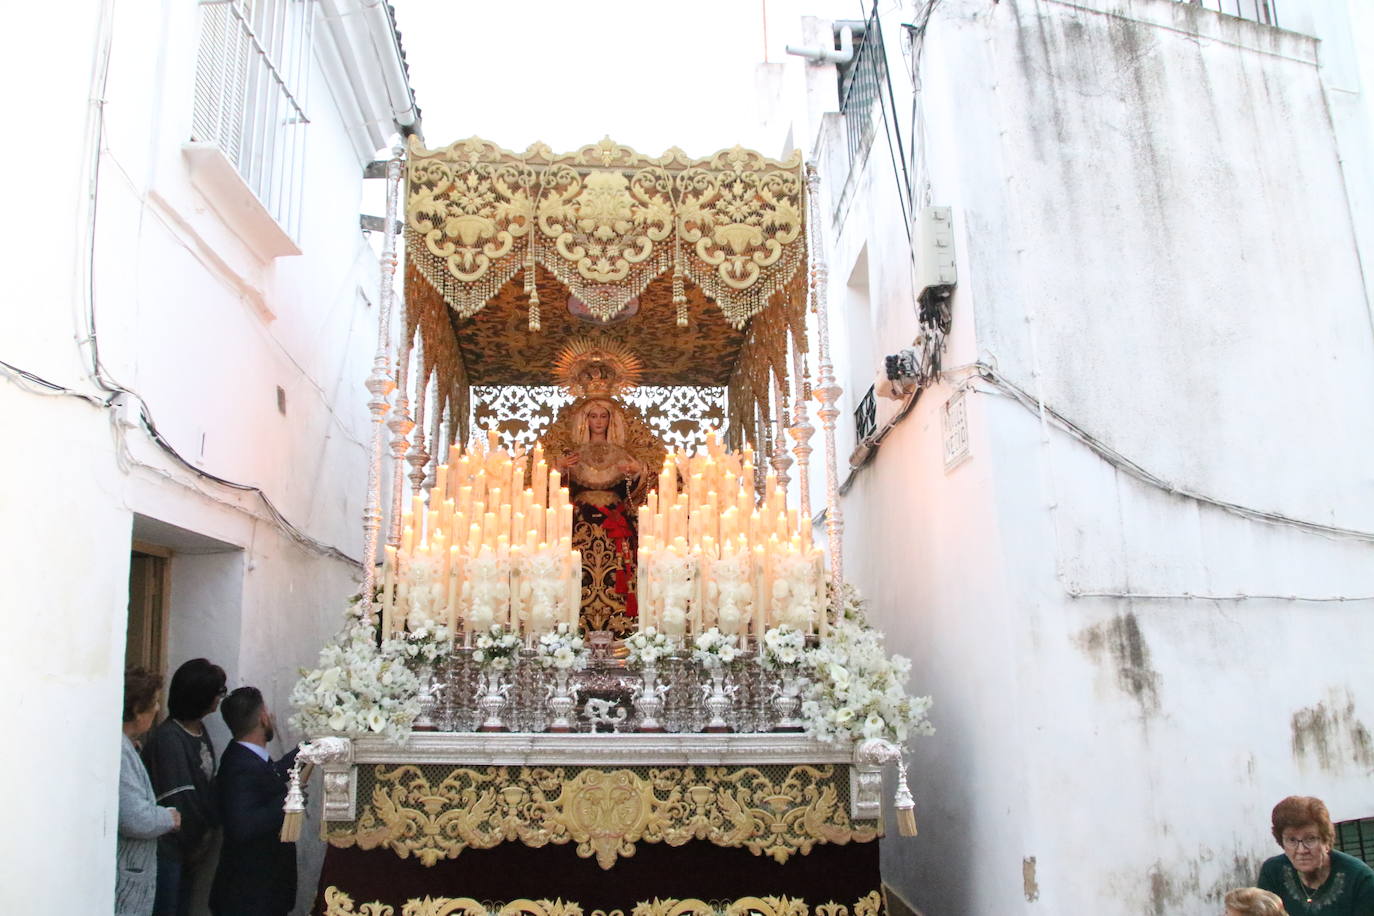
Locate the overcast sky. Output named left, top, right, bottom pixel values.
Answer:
left=389, top=0, right=858, bottom=157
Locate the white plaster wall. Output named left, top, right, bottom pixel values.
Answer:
left=802, top=0, right=1374, bottom=912
left=0, top=0, right=392, bottom=910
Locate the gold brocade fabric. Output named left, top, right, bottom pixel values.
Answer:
left=324, top=764, right=879, bottom=870
left=321, top=887, right=884, bottom=916
left=572, top=503, right=634, bottom=635
left=406, top=136, right=806, bottom=329
left=441, top=271, right=746, bottom=389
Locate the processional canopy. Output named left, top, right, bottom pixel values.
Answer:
left=401, top=135, right=813, bottom=451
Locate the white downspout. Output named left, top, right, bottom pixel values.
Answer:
left=359, top=0, right=420, bottom=134
left=785, top=24, right=855, bottom=65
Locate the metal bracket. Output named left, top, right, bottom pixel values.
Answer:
left=361, top=214, right=402, bottom=235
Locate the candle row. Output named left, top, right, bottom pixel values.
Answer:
left=637, top=431, right=826, bottom=639
left=379, top=433, right=580, bottom=641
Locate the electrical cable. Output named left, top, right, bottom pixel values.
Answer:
left=968, top=363, right=1374, bottom=544
left=52, top=2, right=363, bottom=570
left=835, top=360, right=1374, bottom=545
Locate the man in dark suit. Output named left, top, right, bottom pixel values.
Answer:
left=209, top=687, right=298, bottom=916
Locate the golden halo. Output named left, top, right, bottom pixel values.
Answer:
left=552, top=336, right=643, bottom=398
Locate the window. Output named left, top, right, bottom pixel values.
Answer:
left=1335, top=817, right=1374, bottom=869
left=191, top=0, right=315, bottom=241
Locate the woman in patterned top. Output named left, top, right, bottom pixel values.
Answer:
left=1257, top=796, right=1374, bottom=915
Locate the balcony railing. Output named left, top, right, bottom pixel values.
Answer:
left=836, top=14, right=882, bottom=187
left=854, top=385, right=877, bottom=444
left=1177, top=0, right=1277, bottom=26
left=192, top=0, right=314, bottom=242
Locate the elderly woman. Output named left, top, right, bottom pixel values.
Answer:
left=1257, top=795, right=1374, bottom=914
left=118, top=667, right=180, bottom=916
left=1225, top=887, right=1286, bottom=915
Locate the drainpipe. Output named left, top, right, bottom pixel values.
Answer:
left=785, top=21, right=863, bottom=64
left=359, top=0, right=421, bottom=136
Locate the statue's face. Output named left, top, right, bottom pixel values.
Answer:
left=586, top=404, right=611, bottom=435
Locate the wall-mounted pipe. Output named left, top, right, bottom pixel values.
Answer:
left=785, top=20, right=865, bottom=65
left=359, top=0, right=421, bottom=135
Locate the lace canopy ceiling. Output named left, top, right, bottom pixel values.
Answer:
left=401, top=136, right=812, bottom=451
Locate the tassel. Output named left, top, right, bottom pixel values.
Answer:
left=280, top=759, right=306, bottom=843
left=894, top=756, right=917, bottom=836
left=524, top=256, right=540, bottom=332
left=673, top=257, right=688, bottom=327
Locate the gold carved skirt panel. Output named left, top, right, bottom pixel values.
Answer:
left=322, top=887, right=884, bottom=916
left=325, top=763, right=879, bottom=870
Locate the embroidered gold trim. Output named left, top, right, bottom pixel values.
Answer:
left=321, top=887, right=884, bottom=916
left=326, top=764, right=877, bottom=869
left=406, top=136, right=806, bottom=330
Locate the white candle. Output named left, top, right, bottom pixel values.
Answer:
left=568, top=551, right=582, bottom=628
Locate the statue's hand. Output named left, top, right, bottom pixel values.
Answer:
left=558, top=451, right=580, bottom=470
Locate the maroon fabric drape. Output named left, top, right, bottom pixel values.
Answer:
left=314, top=838, right=882, bottom=912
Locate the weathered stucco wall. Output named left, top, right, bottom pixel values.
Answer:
left=0, top=1, right=390, bottom=910
left=807, top=0, right=1374, bottom=912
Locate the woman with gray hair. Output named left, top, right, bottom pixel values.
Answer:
left=117, top=667, right=180, bottom=916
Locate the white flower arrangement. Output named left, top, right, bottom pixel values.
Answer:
left=801, top=609, right=934, bottom=746
left=707, top=552, right=753, bottom=635
left=533, top=622, right=589, bottom=671
left=624, top=626, right=678, bottom=666
left=381, top=619, right=454, bottom=666
left=520, top=551, right=570, bottom=634
left=289, top=612, right=421, bottom=744
left=770, top=552, right=821, bottom=632
left=463, top=551, right=510, bottom=633
left=692, top=626, right=741, bottom=666
left=759, top=624, right=806, bottom=670
left=471, top=624, right=523, bottom=671
left=646, top=551, right=697, bottom=638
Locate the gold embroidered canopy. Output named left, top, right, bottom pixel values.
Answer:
left=402, top=136, right=811, bottom=452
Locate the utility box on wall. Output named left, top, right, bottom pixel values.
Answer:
left=918, top=206, right=956, bottom=294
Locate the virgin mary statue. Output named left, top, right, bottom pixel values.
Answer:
left=541, top=339, right=666, bottom=637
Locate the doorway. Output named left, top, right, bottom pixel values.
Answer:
left=126, top=540, right=172, bottom=672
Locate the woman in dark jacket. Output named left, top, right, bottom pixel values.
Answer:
left=141, top=658, right=227, bottom=916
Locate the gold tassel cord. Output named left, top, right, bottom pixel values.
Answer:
left=280, top=761, right=311, bottom=843
left=893, top=757, right=917, bottom=837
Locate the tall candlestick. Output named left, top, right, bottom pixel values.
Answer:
left=382, top=546, right=396, bottom=637
left=446, top=546, right=460, bottom=634
left=434, top=465, right=448, bottom=509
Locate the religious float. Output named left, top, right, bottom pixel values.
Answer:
left=288, top=136, right=933, bottom=916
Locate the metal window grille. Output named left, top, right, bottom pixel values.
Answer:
left=854, top=385, right=877, bottom=443
left=836, top=11, right=883, bottom=188
left=1336, top=817, right=1374, bottom=869
left=192, top=0, right=315, bottom=241
left=1175, top=0, right=1277, bottom=26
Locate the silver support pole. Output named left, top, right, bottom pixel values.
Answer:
left=805, top=163, right=845, bottom=601
left=407, top=335, right=430, bottom=497
left=359, top=143, right=405, bottom=621
left=788, top=336, right=814, bottom=521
